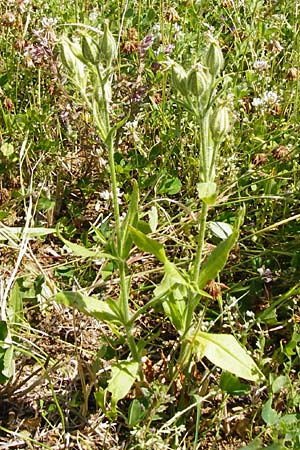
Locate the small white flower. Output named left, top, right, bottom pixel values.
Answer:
left=100, top=190, right=110, bottom=201
left=89, top=11, right=98, bottom=22
left=252, top=97, right=263, bottom=108
left=41, top=17, right=57, bottom=28
left=152, top=23, right=161, bottom=39
left=253, top=59, right=269, bottom=71
left=263, top=90, right=278, bottom=105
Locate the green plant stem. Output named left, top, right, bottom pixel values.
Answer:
left=105, top=133, right=121, bottom=242
left=193, top=201, right=208, bottom=284
left=98, top=73, right=139, bottom=363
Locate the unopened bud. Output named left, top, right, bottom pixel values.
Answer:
left=66, top=38, right=87, bottom=64
left=100, top=20, right=117, bottom=65
left=187, top=64, right=208, bottom=96
left=210, top=106, right=230, bottom=141
left=206, top=41, right=224, bottom=76
left=61, top=37, right=86, bottom=86
left=61, top=38, right=77, bottom=71
left=81, top=35, right=101, bottom=65
left=171, top=63, right=189, bottom=96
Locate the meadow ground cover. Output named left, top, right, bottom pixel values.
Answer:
left=0, top=0, right=300, bottom=448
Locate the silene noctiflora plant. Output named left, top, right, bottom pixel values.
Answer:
left=55, top=26, right=264, bottom=418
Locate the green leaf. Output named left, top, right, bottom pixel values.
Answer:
left=94, top=386, right=107, bottom=413
left=153, top=262, right=211, bottom=333
left=0, top=227, right=55, bottom=241
left=0, top=322, right=14, bottom=383
left=207, top=221, right=233, bottom=240
left=154, top=261, right=187, bottom=298
left=197, top=229, right=238, bottom=289
left=262, top=397, right=280, bottom=426
left=8, top=281, right=24, bottom=324
left=237, top=439, right=263, bottom=450
left=56, top=226, right=113, bottom=259
left=157, top=176, right=181, bottom=195
left=2, top=345, right=14, bottom=380
left=196, top=182, right=217, bottom=204
left=119, top=180, right=139, bottom=259
left=136, top=220, right=152, bottom=235
left=271, top=375, right=289, bottom=394
left=193, top=331, right=264, bottom=382
left=129, top=226, right=167, bottom=263
left=0, top=321, right=8, bottom=340
left=220, top=371, right=251, bottom=395
left=107, top=361, right=139, bottom=403
left=53, top=291, right=121, bottom=323
left=162, top=293, right=186, bottom=333
left=148, top=206, right=158, bottom=232
left=128, top=399, right=145, bottom=427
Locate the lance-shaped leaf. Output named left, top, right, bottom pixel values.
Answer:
left=154, top=262, right=211, bottom=333
left=197, top=207, right=245, bottom=290
left=56, top=226, right=113, bottom=260
left=54, top=291, right=121, bottom=324
left=197, top=228, right=238, bottom=290
left=193, top=331, right=264, bottom=382
left=119, top=180, right=139, bottom=259
left=129, top=226, right=168, bottom=264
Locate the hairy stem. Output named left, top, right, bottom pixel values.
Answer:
left=193, top=201, right=208, bottom=284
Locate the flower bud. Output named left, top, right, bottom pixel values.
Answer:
left=61, top=37, right=86, bottom=87
left=100, top=20, right=117, bottom=66
left=210, top=106, right=230, bottom=141
left=206, top=41, right=224, bottom=76
left=187, top=64, right=208, bottom=96
left=67, top=38, right=87, bottom=64
left=81, top=35, right=101, bottom=65
left=61, top=38, right=77, bottom=71
left=171, top=63, right=189, bottom=96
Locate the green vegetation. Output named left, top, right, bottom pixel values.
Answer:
left=1, top=0, right=300, bottom=448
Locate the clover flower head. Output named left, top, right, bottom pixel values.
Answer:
left=253, top=59, right=269, bottom=71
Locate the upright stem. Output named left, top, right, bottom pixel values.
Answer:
left=103, top=86, right=139, bottom=363
left=193, top=108, right=210, bottom=283
left=106, top=133, right=121, bottom=243
left=200, top=115, right=211, bottom=182
left=193, top=201, right=208, bottom=284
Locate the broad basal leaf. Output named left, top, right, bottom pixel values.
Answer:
left=261, top=397, right=280, bottom=426
left=107, top=361, right=139, bottom=403
left=193, top=331, right=264, bottom=382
